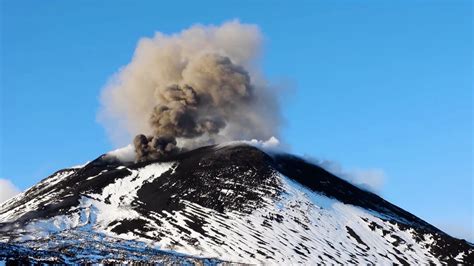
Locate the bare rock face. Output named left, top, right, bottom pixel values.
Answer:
left=0, top=144, right=472, bottom=264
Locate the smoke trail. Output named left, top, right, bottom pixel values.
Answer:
left=99, top=21, right=281, bottom=161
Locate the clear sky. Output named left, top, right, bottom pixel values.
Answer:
left=1, top=1, right=472, bottom=240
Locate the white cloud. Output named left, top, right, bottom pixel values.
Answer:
left=305, top=158, right=386, bottom=194
left=345, top=168, right=385, bottom=193
left=0, top=179, right=21, bottom=204
left=218, top=136, right=282, bottom=152
left=436, top=222, right=474, bottom=243
left=241, top=136, right=281, bottom=149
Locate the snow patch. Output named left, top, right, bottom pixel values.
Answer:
left=16, top=162, right=174, bottom=242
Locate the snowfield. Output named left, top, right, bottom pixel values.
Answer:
left=0, top=144, right=472, bottom=264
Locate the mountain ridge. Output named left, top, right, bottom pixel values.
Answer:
left=1, top=144, right=472, bottom=264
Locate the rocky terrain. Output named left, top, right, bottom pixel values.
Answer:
left=0, top=144, right=472, bottom=264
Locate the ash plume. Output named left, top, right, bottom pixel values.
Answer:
left=99, top=21, right=281, bottom=161
left=133, top=134, right=178, bottom=162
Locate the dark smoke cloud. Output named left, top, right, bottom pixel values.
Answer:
left=99, top=21, right=281, bottom=162
left=149, top=54, right=253, bottom=137
left=133, top=134, right=178, bottom=162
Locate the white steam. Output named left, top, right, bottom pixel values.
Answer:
left=306, top=158, right=386, bottom=194
left=0, top=179, right=21, bottom=204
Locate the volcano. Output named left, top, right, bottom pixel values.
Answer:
left=0, top=144, right=472, bottom=264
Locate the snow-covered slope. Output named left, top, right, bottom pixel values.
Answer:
left=0, top=144, right=472, bottom=264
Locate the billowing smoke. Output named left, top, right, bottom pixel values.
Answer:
left=133, top=134, right=178, bottom=162
left=99, top=21, right=281, bottom=161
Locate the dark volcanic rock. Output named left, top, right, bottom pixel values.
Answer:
left=0, top=144, right=472, bottom=264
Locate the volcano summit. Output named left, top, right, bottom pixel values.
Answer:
left=0, top=144, right=472, bottom=264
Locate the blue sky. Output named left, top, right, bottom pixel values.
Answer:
left=1, top=1, right=472, bottom=240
